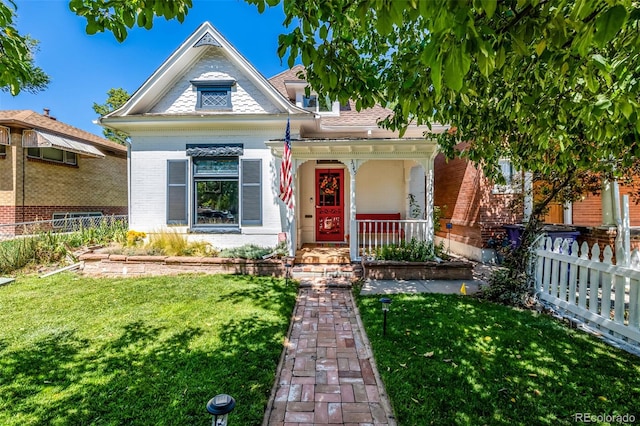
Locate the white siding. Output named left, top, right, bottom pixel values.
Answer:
left=129, top=132, right=286, bottom=249
left=150, top=48, right=280, bottom=115
left=356, top=160, right=405, bottom=214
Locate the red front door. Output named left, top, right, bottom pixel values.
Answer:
left=315, top=169, right=344, bottom=242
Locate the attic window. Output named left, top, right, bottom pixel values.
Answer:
left=191, top=79, right=236, bottom=110
left=303, top=95, right=332, bottom=112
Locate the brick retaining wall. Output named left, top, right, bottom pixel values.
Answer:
left=80, top=253, right=287, bottom=277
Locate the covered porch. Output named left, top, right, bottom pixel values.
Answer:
left=268, top=138, right=439, bottom=261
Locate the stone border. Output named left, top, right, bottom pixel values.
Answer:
left=79, top=252, right=286, bottom=277
left=361, top=259, right=473, bottom=280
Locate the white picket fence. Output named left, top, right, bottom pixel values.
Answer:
left=535, top=237, right=640, bottom=346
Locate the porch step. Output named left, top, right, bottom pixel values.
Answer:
left=291, top=263, right=362, bottom=281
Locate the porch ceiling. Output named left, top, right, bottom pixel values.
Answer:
left=266, top=138, right=439, bottom=161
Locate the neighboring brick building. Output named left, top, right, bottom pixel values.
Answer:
left=433, top=150, right=523, bottom=261
left=0, top=110, right=127, bottom=231
left=434, top=149, right=640, bottom=261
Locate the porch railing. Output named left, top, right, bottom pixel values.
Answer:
left=352, top=219, right=431, bottom=260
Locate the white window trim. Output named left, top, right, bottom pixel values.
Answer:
left=493, top=159, right=522, bottom=194
left=0, top=125, right=10, bottom=146
left=297, top=93, right=340, bottom=116
left=191, top=79, right=235, bottom=111
left=27, top=147, right=78, bottom=166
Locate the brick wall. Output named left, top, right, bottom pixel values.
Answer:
left=0, top=128, right=127, bottom=228
left=572, top=181, right=640, bottom=226
left=0, top=139, right=16, bottom=206
left=24, top=154, right=127, bottom=207
left=0, top=205, right=16, bottom=225
left=434, top=149, right=523, bottom=249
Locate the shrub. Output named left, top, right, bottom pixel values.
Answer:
left=480, top=268, right=533, bottom=307
left=218, top=244, right=273, bottom=259
left=373, top=238, right=445, bottom=262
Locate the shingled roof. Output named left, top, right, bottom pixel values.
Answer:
left=268, top=66, right=394, bottom=127
left=0, top=110, right=126, bottom=156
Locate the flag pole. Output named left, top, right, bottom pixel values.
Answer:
left=279, top=117, right=295, bottom=256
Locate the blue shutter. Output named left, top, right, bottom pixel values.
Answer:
left=167, top=160, right=188, bottom=224
left=241, top=159, right=261, bottom=225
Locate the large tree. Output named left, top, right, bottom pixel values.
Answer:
left=92, top=87, right=130, bottom=144
left=0, top=1, right=49, bottom=94
left=3, top=0, right=639, bottom=201
left=1, top=0, right=192, bottom=95
left=252, top=1, right=640, bottom=187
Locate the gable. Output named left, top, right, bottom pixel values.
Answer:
left=149, top=47, right=281, bottom=115
left=104, top=22, right=308, bottom=121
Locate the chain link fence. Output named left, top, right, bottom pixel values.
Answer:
left=0, top=215, right=128, bottom=243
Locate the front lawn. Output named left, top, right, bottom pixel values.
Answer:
left=0, top=273, right=297, bottom=425
left=357, top=293, right=640, bottom=425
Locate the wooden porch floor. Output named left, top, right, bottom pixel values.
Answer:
left=294, top=243, right=351, bottom=264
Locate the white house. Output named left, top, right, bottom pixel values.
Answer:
left=100, top=22, right=447, bottom=260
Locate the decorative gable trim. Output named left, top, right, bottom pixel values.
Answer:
left=194, top=32, right=222, bottom=47
left=190, top=79, right=236, bottom=87
left=186, top=143, right=244, bottom=157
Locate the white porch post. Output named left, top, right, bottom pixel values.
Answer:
left=348, top=159, right=362, bottom=260
left=418, top=156, right=436, bottom=244
left=426, top=162, right=434, bottom=243
left=602, top=180, right=616, bottom=226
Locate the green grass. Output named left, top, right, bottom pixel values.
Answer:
left=0, top=273, right=297, bottom=425
left=356, top=293, right=640, bottom=425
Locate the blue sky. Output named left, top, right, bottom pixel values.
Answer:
left=0, top=0, right=293, bottom=136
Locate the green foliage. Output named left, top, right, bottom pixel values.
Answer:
left=0, top=218, right=127, bottom=274
left=481, top=267, right=532, bottom=307
left=0, top=273, right=296, bottom=425
left=481, top=219, right=542, bottom=307
left=69, top=0, right=193, bottom=42
left=218, top=244, right=274, bottom=259
left=356, top=293, right=640, bottom=425
left=373, top=238, right=442, bottom=262
left=0, top=2, right=49, bottom=95
left=258, top=0, right=640, bottom=194
left=92, top=87, right=131, bottom=143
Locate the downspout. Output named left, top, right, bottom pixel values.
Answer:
left=21, top=142, right=25, bottom=222
left=126, top=140, right=132, bottom=226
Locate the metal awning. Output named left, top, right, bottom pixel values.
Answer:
left=22, top=130, right=105, bottom=158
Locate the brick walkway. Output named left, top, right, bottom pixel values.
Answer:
left=264, top=284, right=395, bottom=425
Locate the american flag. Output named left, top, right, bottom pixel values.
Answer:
left=279, top=119, right=293, bottom=209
